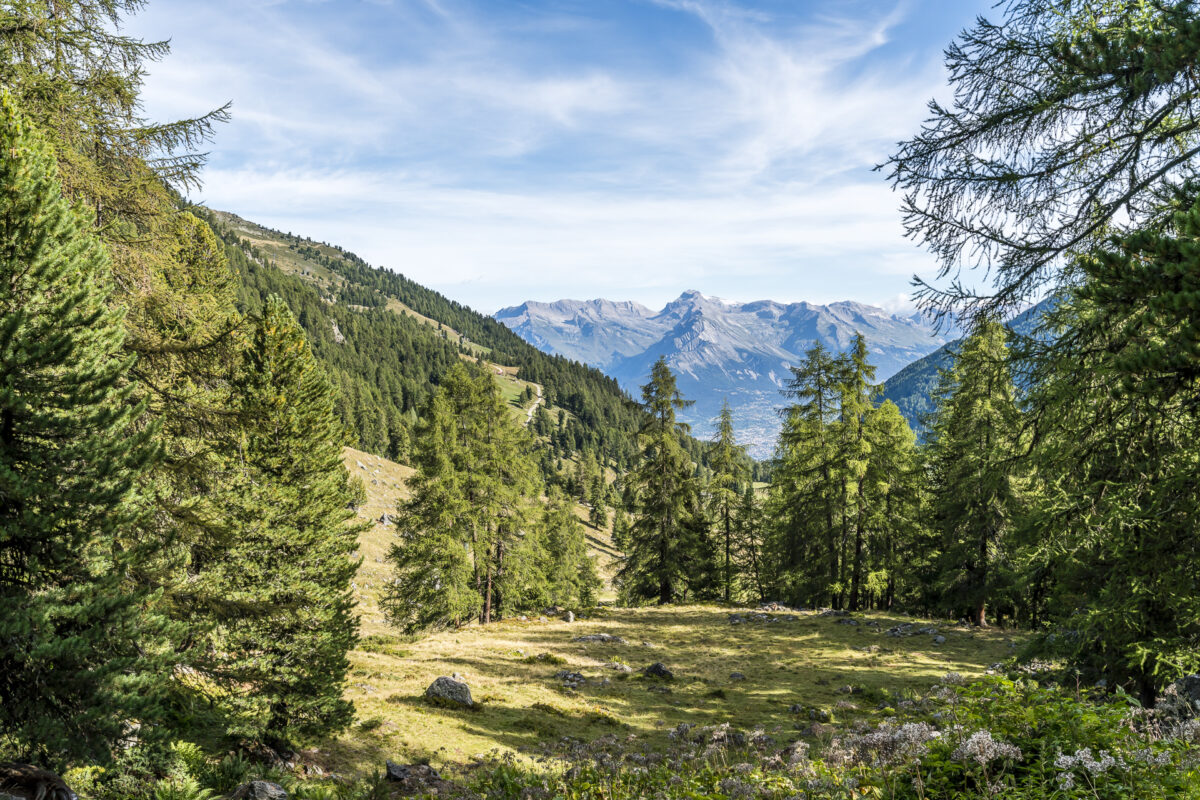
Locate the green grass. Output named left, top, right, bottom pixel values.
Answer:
left=321, top=605, right=1020, bottom=777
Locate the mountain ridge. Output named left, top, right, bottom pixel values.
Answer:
left=496, top=291, right=958, bottom=455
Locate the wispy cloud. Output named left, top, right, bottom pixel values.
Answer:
left=129, top=0, right=987, bottom=312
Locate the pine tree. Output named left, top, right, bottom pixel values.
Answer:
left=709, top=401, right=747, bottom=603
left=207, top=296, right=364, bottom=745
left=925, top=320, right=1023, bottom=627
left=385, top=391, right=480, bottom=633
left=734, top=486, right=766, bottom=602
left=770, top=343, right=846, bottom=607
left=0, top=93, right=164, bottom=764
left=618, top=358, right=702, bottom=605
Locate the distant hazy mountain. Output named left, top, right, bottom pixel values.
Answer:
left=496, top=290, right=958, bottom=456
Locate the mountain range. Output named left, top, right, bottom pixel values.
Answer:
left=495, top=291, right=959, bottom=455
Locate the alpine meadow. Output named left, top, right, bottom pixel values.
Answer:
left=1, top=1, right=1199, bottom=799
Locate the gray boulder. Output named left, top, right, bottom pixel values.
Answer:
left=228, top=782, right=288, bottom=800
left=573, top=633, right=626, bottom=644
left=729, top=672, right=747, bottom=681
left=425, top=675, right=474, bottom=708
left=643, top=662, right=674, bottom=680
left=564, top=610, right=575, bottom=623
left=933, top=635, right=946, bottom=645
left=385, top=760, right=440, bottom=782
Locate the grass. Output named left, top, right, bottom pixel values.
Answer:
left=320, top=601, right=1019, bottom=777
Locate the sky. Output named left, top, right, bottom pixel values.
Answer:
left=127, top=0, right=992, bottom=315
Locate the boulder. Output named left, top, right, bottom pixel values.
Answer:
left=572, top=633, right=626, bottom=644
left=605, top=662, right=633, bottom=673
left=564, top=610, right=575, bottom=623
left=0, top=764, right=76, bottom=800
left=643, top=662, right=674, bottom=680
left=933, top=635, right=946, bottom=645
left=228, top=781, right=288, bottom=800
left=729, top=672, right=747, bottom=681
left=425, top=675, right=474, bottom=708
left=385, top=760, right=440, bottom=782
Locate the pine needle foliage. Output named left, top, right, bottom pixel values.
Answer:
left=0, top=92, right=165, bottom=765
left=204, top=296, right=365, bottom=745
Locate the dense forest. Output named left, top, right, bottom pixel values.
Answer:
left=2, top=0, right=1199, bottom=799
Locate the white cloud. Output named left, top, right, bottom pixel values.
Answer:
left=128, top=0, right=964, bottom=312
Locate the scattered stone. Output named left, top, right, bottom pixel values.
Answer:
left=819, top=609, right=850, bottom=617
left=537, top=616, right=550, bottom=623
left=573, top=633, right=627, bottom=644
left=605, top=662, right=633, bottom=673
left=377, top=513, right=393, bottom=526
left=228, top=781, right=288, bottom=800
left=836, top=684, right=863, bottom=695
left=425, top=676, right=474, bottom=708
left=836, top=618, right=859, bottom=626
left=564, top=610, right=575, bottom=623
left=788, top=704, right=831, bottom=722
left=555, top=670, right=586, bottom=689
left=855, top=644, right=881, bottom=654
left=643, top=662, right=674, bottom=680
left=758, top=601, right=797, bottom=613
left=383, top=761, right=447, bottom=794
left=729, top=672, right=747, bottom=681
left=933, top=635, right=947, bottom=645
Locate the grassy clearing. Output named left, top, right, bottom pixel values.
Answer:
left=322, top=602, right=1018, bottom=777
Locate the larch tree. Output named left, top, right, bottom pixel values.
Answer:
left=925, top=320, right=1023, bottom=627
left=618, top=358, right=701, bottom=605
left=1023, top=196, right=1200, bottom=704
left=708, top=400, right=747, bottom=603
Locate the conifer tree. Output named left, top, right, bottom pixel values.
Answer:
left=0, top=93, right=164, bottom=764
left=385, top=391, right=480, bottom=633
left=618, top=358, right=702, bottom=604
left=925, top=320, right=1023, bottom=627
left=208, top=296, right=364, bottom=745
left=709, top=401, right=747, bottom=603
left=1023, top=198, right=1200, bottom=703
left=838, top=334, right=877, bottom=611
left=861, top=400, right=921, bottom=610
left=770, top=343, right=846, bottom=607
left=734, top=486, right=766, bottom=602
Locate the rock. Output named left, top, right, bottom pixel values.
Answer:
left=386, top=760, right=440, bottom=782
left=0, top=763, right=76, bottom=800
left=643, top=662, right=674, bottom=680
left=228, top=781, right=288, bottom=800
left=729, top=672, right=747, bottom=681
left=819, top=609, right=850, bottom=617
left=425, top=676, right=474, bottom=708
left=605, top=662, right=633, bottom=673
left=933, top=635, right=946, bottom=645
left=555, top=670, right=586, bottom=688
left=648, top=685, right=672, bottom=694
left=331, top=320, right=346, bottom=344
left=836, top=618, right=858, bottom=626
left=377, top=513, right=393, bottom=526
left=383, top=761, right=446, bottom=793
left=572, top=633, right=626, bottom=644
left=564, top=610, right=575, bottom=623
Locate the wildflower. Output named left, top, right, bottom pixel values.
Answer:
left=952, top=731, right=1023, bottom=765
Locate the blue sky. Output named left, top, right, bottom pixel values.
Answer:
left=129, top=0, right=991, bottom=314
